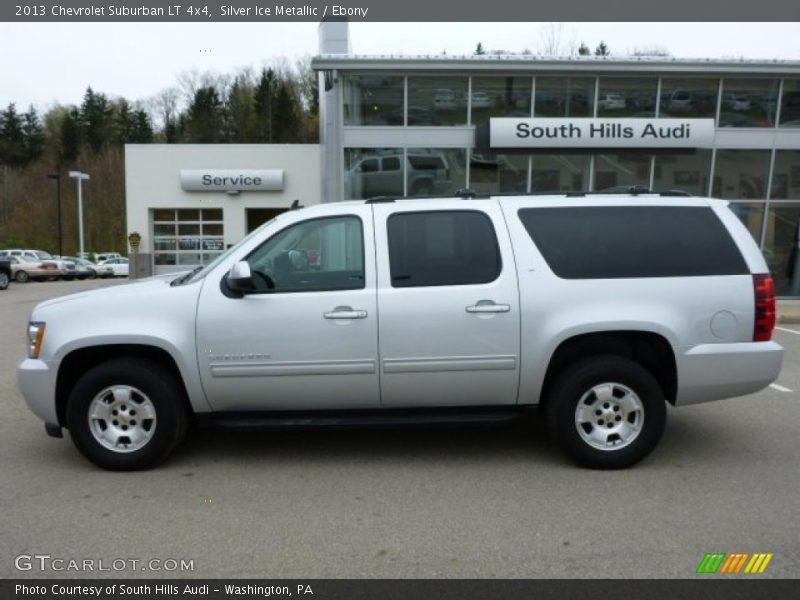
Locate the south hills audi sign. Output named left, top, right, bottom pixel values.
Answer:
left=490, top=118, right=715, bottom=149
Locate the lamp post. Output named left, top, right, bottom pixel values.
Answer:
left=46, top=173, right=63, bottom=256
left=68, top=171, right=90, bottom=259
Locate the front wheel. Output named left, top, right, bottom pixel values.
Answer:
left=545, top=355, right=666, bottom=469
left=15, top=270, right=29, bottom=283
left=66, top=358, right=189, bottom=470
left=0, top=272, right=9, bottom=290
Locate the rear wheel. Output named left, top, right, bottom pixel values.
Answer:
left=545, top=355, right=666, bottom=469
left=15, top=270, right=29, bottom=283
left=0, top=272, right=8, bottom=289
left=66, top=358, right=188, bottom=471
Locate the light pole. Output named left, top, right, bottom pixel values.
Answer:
left=46, top=173, right=63, bottom=256
left=68, top=171, right=90, bottom=258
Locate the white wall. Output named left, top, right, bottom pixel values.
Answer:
left=125, top=144, right=321, bottom=255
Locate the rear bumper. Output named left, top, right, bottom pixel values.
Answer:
left=17, top=358, right=59, bottom=426
left=675, top=341, right=784, bottom=406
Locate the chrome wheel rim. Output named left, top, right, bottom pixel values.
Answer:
left=574, top=382, right=644, bottom=451
left=87, top=386, right=157, bottom=453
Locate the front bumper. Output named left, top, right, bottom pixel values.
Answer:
left=17, top=358, right=59, bottom=425
left=675, top=341, right=784, bottom=406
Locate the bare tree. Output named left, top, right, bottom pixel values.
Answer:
left=629, top=45, right=671, bottom=57
left=538, top=23, right=569, bottom=56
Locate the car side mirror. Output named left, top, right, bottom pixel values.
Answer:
left=226, top=261, right=255, bottom=294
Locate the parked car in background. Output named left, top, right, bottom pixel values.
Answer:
left=598, top=94, right=627, bottom=110
left=0, top=258, right=10, bottom=290
left=73, top=257, right=114, bottom=279
left=464, top=91, right=494, bottom=109
left=61, top=257, right=102, bottom=279
left=433, top=88, right=457, bottom=109
left=5, top=256, right=61, bottom=282
left=94, top=252, right=122, bottom=264
left=99, top=257, right=129, bottom=277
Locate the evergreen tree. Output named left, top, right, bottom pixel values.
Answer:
left=272, top=80, right=300, bottom=143
left=0, top=103, right=27, bottom=167
left=22, top=106, right=45, bottom=163
left=225, top=75, right=256, bottom=142
left=112, top=98, right=134, bottom=145
left=59, top=107, right=81, bottom=164
left=254, top=68, right=277, bottom=142
left=474, top=42, right=486, bottom=55
left=595, top=41, right=610, bottom=57
left=131, top=109, right=154, bottom=143
left=185, top=86, right=224, bottom=143
left=578, top=43, right=591, bottom=56
left=80, top=87, right=112, bottom=153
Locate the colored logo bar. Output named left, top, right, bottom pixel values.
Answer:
left=696, top=552, right=773, bottom=574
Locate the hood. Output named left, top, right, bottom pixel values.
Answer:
left=33, top=275, right=182, bottom=312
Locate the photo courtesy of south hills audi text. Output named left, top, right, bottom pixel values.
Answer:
left=14, top=583, right=315, bottom=597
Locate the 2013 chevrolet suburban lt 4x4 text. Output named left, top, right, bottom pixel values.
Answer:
left=17, top=193, right=783, bottom=470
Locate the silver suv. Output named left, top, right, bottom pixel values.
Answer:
left=18, top=193, right=783, bottom=470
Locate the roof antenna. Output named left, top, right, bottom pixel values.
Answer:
left=290, top=199, right=304, bottom=210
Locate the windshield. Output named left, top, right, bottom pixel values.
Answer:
left=174, top=216, right=280, bottom=286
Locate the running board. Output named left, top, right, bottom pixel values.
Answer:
left=199, top=407, right=530, bottom=432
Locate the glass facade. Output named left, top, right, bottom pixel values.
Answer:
left=343, top=75, right=404, bottom=125
left=534, top=77, right=594, bottom=118
left=659, top=78, right=718, bottom=119
left=719, top=79, right=779, bottom=127
left=597, top=77, right=658, bottom=117
left=531, top=154, right=591, bottom=192
left=337, top=69, right=800, bottom=293
left=652, top=150, right=713, bottom=196
left=470, top=76, right=532, bottom=126
left=152, top=209, right=224, bottom=267
left=408, top=76, right=468, bottom=126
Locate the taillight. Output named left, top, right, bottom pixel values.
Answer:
left=753, top=274, right=776, bottom=342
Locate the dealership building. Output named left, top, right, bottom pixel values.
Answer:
left=126, top=22, right=800, bottom=294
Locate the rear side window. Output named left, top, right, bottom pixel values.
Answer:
left=518, top=206, right=748, bottom=279
left=388, top=210, right=501, bottom=287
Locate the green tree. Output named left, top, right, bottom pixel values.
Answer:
left=22, top=106, right=45, bottom=163
left=254, top=68, right=277, bottom=142
left=59, top=107, right=81, bottom=164
left=225, top=75, right=256, bottom=142
left=112, top=98, right=135, bottom=145
left=0, top=103, right=27, bottom=167
left=184, top=86, right=224, bottom=143
left=80, top=87, right=112, bottom=153
left=272, top=80, right=300, bottom=143
left=595, top=41, right=610, bottom=57
left=131, top=109, right=153, bottom=143
left=474, top=42, right=486, bottom=55
left=578, top=42, right=591, bottom=56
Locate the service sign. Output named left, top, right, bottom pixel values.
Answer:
left=490, top=118, right=715, bottom=149
left=180, top=169, right=284, bottom=192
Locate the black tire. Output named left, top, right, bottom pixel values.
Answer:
left=66, top=358, right=189, bottom=471
left=87, top=270, right=97, bottom=280
left=545, top=355, right=667, bottom=469
left=15, top=270, right=29, bottom=283
left=0, top=272, right=9, bottom=290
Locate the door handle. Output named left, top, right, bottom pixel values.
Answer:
left=324, top=306, right=368, bottom=319
left=466, top=301, right=510, bottom=314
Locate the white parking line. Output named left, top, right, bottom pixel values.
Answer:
left=769, top=383, right=793, bottom=393
left=775, top=326, right=800, bottom=335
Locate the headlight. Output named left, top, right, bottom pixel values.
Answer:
left=27, top=322, right=45, bottom=359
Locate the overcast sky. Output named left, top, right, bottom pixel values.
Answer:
left=1, top=22, right=799, bottom=110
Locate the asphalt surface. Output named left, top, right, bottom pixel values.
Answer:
left=1, top=279, right=798, bottom=579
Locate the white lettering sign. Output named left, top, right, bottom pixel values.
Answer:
left=180, top=170, right=284, bottom=192
left=490, top=118, right=715, bottom=149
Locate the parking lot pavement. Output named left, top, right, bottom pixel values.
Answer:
left=1, top=279, right=799, bottom=579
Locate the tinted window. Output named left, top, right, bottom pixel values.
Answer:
left=246, top=216, right=365, bottom=293
left=388, top=211, right=501, bottom=287
left=382, top=157, right=401, bottom=171
left=518, top=206, right=748, bottom=279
